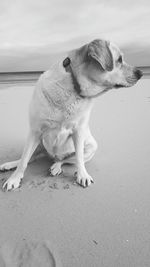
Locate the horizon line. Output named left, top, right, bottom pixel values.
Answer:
left=0, top=66, right=150, bottom=75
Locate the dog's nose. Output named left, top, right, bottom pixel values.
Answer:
left=134, top=68, right=143, bottom=80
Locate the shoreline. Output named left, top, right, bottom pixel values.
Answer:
left=0, top=66, right=150, bottom=84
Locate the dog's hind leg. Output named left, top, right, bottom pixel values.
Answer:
left=49, top=130, right=97, bottom=177
left=0, top=160, right=20, bottom=172
left=63, top=130, right=97, bottom=165
left=49, top=161, right=63, bottom=176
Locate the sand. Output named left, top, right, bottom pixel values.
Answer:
left=0, top=239, right=62, bottom=267
left=0, top=78, right=150, bottom=266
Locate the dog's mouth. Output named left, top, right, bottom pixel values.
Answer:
left=114, top=80, right=137, bottom=89
left=114, top=84, right=125, bottom=89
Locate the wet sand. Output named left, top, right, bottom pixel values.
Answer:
left=0, top=78, right=150, bottom=266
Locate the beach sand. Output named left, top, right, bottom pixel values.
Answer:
left=0, top=78, right=150, bottom=266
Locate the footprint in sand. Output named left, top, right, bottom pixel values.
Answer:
left=0, top=239, right=62, bottom=267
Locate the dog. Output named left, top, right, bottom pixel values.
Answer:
left=0, top=39, right=143, bottom=191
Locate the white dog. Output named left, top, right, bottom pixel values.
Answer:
left=0, top=39, right=143, bottom=191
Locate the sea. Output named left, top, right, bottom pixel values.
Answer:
left=0, top=71, right=43, bottom=85
left=0, top=66, right=149, bottom=87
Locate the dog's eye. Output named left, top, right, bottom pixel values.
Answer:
left=118, top=56, right=122, bottom=64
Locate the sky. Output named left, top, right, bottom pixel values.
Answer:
left=0, top=0, right=150, bottom=72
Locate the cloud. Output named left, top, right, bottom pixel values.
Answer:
left=0, top=0, right=149, bottom=70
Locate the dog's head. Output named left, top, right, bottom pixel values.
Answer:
left=69, top=39, right=143, bottom=98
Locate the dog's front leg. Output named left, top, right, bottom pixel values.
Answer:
left=3, top=132, right=40, bottom=191
left=73, top=127, right=94, bottom=187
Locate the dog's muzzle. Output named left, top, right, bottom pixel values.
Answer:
left=114, top=67, right=143, bottom=89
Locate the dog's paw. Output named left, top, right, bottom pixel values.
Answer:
left=3, top=175, right=22, bottom=191
left=49, top=162, right=62, bottom=176
left=75, top=171, right=94, bottom=187
left=0, top=162, right=16, bottom=172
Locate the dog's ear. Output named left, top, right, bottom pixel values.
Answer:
left=88, top=39, right=113, bottom=71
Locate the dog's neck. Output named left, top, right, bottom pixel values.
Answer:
left=63, top=57, right=85, bottom=98
left=63, top=57, right=106, bottom=99
left=77, top=75, right=108, bottom=98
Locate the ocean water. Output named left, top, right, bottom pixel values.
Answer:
left=0, top=71, right=43, bottom=85
left=0, top=67, right=150, bottom=89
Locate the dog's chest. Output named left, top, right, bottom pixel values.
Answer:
left=42, top=99, right=93, bottom=157
left=63, top=97, right=87, bottom=120
left=57, top=99, right=93, bottom=140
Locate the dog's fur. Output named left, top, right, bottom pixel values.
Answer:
left=0, top=39, right=142, bottom=190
